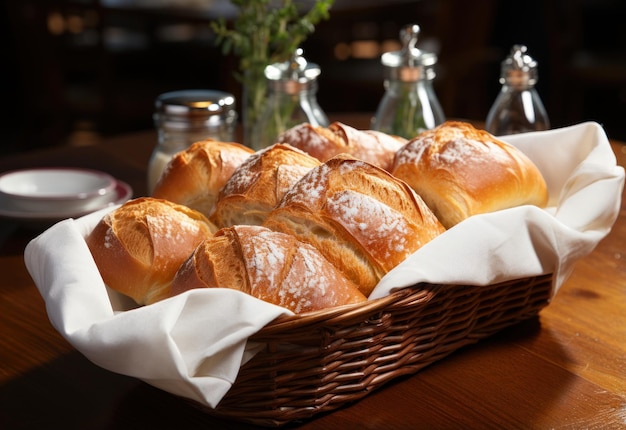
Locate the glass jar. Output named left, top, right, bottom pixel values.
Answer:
left=485, top=45, right=550, bottom=135
left=372, top=24, right=445, bottom=139
left=250, top=48, right=329, bottom=151
left=148, top=89, right=237, bottom=193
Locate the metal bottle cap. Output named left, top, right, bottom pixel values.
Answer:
left=154, top=89, right=237, bottom=129
left=264, top=48, right=321, bottom=94
left=500, top=45, right=539, bottom=87
left=381, top=24, right=437, bottom=82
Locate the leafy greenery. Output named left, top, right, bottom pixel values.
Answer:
left=211, top=0, right=334, bottom=144
left=389, top=82, right=428, bottom=138
left=252, top=91, right=309, bottom=150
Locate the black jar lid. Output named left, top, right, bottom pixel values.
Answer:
left=154, top=89, right=237, bottom=129
left=155, top=89, right=236, bottom=119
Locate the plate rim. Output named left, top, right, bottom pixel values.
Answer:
left=0, top=180, right=133, bottom=222
left=0, top=167, right=117, bottom=201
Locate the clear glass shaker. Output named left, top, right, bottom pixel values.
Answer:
left=372, top=24, right=445, bottom=139
left=250, top=48, right=329, bottom=151
left=148, top=89, right=237, bottom=193
left=485, top=45, right=550, bottom=135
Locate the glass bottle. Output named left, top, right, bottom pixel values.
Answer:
left=372, top=24, right=445, bottom=139
left=148, top=89, right=237, bottom=193
left=250, top=48, right=329, bottom=151
left=485, top=45, right=550, bottom=135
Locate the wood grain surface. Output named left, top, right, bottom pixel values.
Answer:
left=1, top=118, right=624, bottom=429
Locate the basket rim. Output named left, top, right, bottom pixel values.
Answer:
left=210, top=273, right=555, bottom=427
left=254, top=286, right=407, bottom=335
left=254, top=274, right=554, bottom=337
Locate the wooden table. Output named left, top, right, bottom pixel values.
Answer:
left=1, top=117, right=625, bottom=429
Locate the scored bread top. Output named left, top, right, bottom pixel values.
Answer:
left=211, top=143, right=321, bottom=228
left=264, top=154, right=445, bottom=296
left=170, top=225, right=366, bottom=313
left=277, top=122, right=405, bottom=171
left=152, top=139, right=254, bottom=217
left=86, top=197, right=216, bottom=305
left=392, top=121, right=548, bottom=228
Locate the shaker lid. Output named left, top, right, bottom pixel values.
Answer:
left=381, top=24, right=437, bottom=81
left=155, top=89, right=236, bottom=118
left=265, top=48, right=321, bottom=93
left=500, top=45, right=538, bottom=86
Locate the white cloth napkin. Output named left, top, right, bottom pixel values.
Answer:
left=24, top=122, right=624, bottom=408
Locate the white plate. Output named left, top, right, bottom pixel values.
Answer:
left=0, top=168, right=117, bottom=213
left=0, top=180, right=132, bottom=223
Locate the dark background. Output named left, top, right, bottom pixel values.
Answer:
left=3, top=0, right=626, bottom=155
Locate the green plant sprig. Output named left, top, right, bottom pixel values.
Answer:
left=213, top=0, right=333, bottom=77
left=211, top=0, right=334, bottom=142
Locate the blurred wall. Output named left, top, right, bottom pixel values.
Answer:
left=3, top=0, right=626, bottom=154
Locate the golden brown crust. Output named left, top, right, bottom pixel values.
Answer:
left=170, top=225, right=366, bottom=313
left=151, top=139, right=254, bottom=216
left=210, top=143, right=321, bottom=228
left=392, top=121, right=549, bottom=228
left=277, top=122, right=406, bottom=171
left=263, top=155, right=445, bottom=296
left=85, top=197, right=216, bottom=305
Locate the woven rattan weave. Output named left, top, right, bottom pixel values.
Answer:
left=195, top=274, right=553, bottom=427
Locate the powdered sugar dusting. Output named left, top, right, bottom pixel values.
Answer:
left=275, top=164, right=314, bottom=198
left=147, top=211, right=206, bottom=272
left=221, top=154, right=262, bottom=196
left=279, top=124, right=328, bottom=151
left=218, top=146, right=251, bottom=172
left=283, top=245, right=327, bottom=313
left=103, top=214, right=115, bottom=249
left=437, top=137, right=481, bottom=164
left=146, top=212, right=201, bottom=243
left=240, top=226, right=339, bottom=313
left=438, top=138, right=512, bottom=166
left=282, top=239, right=354, bottom=313
left=340, top=127, right=403, bottom=168
left=244, top=228, right=286, bottom=288
left=327, top=190, right=410, bottom=258
left=398, top=134, right=513, bottom=168
left=280, top=162, right=331, bottom=207
left=338, top=158, right=369, bottom=174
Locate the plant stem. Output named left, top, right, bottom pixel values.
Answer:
left=211, top=0, right=334, bottom=145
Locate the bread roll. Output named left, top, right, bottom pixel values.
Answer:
left=277, top=122, right=406, bottom=171
left=152, top=139, right=254, bottom=216
left=210, top=143, right=321, bottom=228
left=392, top=121, right=549, bottom=228
left=170, top=225, right=366, bottom=313
left=86, top=197, right=217, bottom=305
left=264, top=155, right=446, bottom=296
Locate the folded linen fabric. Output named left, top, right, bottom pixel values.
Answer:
left=25, top=121, right=624, bottom=408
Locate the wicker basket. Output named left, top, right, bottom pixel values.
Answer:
left=190, top=274, right=553, bottom=427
